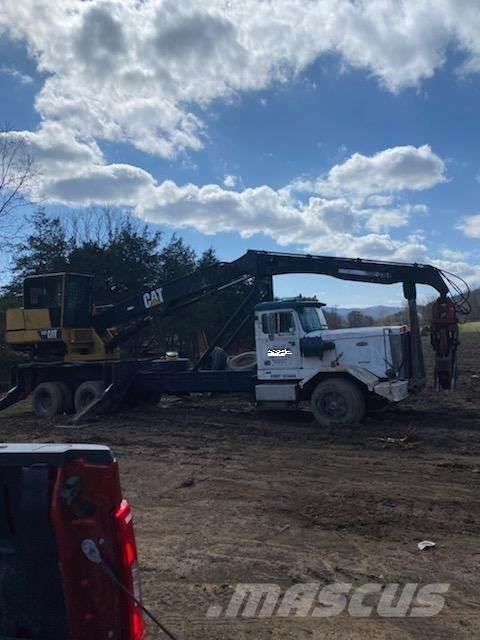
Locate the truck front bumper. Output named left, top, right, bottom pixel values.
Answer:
left=343, top=366, right=410, bottom=403
left=373, top=379, right=409, bottom=402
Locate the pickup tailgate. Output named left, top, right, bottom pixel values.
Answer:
left=0, top=443, right=145, bottom=640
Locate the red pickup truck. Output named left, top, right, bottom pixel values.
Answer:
left=0, top=443, right=146, bottom=640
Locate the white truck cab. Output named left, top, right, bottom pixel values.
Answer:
left=254, top=299, right=412, bottom=427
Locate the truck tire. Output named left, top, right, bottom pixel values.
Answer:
left=74, top=380, right=104, bottom=413
left=32, top=382, right=66, bottom=418
left=311, top=378, right=365, bottom=427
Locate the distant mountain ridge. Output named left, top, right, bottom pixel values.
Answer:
left=325, top=305, right=402, bottom=321
left=325, top=284, right=480, bottom=324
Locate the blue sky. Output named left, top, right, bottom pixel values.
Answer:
left=1, top=1, right=480, bottom=307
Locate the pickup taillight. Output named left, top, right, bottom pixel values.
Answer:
left=113, top=499, right=146, bottom=640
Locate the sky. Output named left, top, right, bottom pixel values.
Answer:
left=0, top=0, right=480, bottom=307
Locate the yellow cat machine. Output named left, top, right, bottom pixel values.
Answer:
left=1, top=251, right=468, bottom=426
left=4, top=272, right=106, bottom=361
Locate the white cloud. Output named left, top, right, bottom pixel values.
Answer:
left=2, top=1, right=480, bottom=158
left=0, top=125, right=103, bottom=176
left=439, top=247, right=469, bottom=261
left=44, top=164, right=156, bottom=206
left=293, top=145, right=446, bottom=198
left=0, top=64, right=33, bottom=84
left=1, top=1, right=477, bottom=276
left=2, top=130, right=443, bottom=262
left=363, top=208, right=411, bottom=233
left=136, top=179, right=426, bottom=260
left=223, top=174, right=238, bottom=188
left=366, top=194, right=395, bottom=207
left=457, top=214, right=480, bottom=239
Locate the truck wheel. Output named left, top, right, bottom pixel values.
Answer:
left=74, top=380, right=104, bottom=413
left=311, top=378, right=365, bottom=427
left=32, top=382, right=66, bottom=418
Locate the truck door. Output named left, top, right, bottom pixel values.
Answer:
left=256, top=309, right=302, bottom=379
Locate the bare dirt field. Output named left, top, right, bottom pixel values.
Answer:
left=1, top=334, right=480, bottom=639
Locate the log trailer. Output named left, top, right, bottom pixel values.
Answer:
left=0, top=250, right=464, bottom=427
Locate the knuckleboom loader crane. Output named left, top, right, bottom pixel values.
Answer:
left=0, top=250, right=465, bottom=427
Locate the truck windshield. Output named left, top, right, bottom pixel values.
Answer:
left=297, top=306, right=328, bottom=332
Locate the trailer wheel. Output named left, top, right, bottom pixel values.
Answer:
left=32, top=382, right=66, bottom=418
left=74, top=380, right=104, bottom=413
left=311, top=378, right=365, bottom=427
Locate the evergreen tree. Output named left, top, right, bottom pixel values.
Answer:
left=8, top=209, right=70, bottom=291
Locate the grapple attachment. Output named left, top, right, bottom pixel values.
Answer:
left=430, top=297, right=459, bottom=390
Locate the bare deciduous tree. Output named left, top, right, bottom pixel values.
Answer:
left=0, top=128, right=36, bottom=246
left=64, top=205, right=142, bottom=247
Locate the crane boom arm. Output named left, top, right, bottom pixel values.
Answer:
left=93, top=249, right=449, bottom=334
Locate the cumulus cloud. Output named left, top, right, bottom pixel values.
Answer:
left=363, top=208, right=411, bottom=233
left=440, top=248, right=469, bottom=261
left=223, top=174, right=238, bottom=188
left=366, top=194, right=395, bottom=207
left=3, top=130, right=442, bottom=261
left=2, top=1, right=480, bottom=157
left=44, top=164, right=156, bottom=206
left=327, top=145, right=446, bottom=194
left=0, top=125, right=103, bottom=176
left=0, top=0, right=476, bottom=273
left=292, top=145, right=446, bottom=198
left=138, top=180, right=426, bottom=260
left=363, top=204, right=428, bottom=233
left=457, top=214, right=480, bottom=239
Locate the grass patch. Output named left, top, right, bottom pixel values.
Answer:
left=460, top=320, right=480, bottom=333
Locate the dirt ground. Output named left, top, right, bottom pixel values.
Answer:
left=1, top=335, right=480, bottom=639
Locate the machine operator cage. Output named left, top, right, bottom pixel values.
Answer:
left=23, top=272, right=94, bottom=328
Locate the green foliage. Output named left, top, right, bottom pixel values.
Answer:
left=68, top=223, right=164, bottom=305
left=3, top=208, right=163, bottom=303
left=7, top=209, right=70, bottom=294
